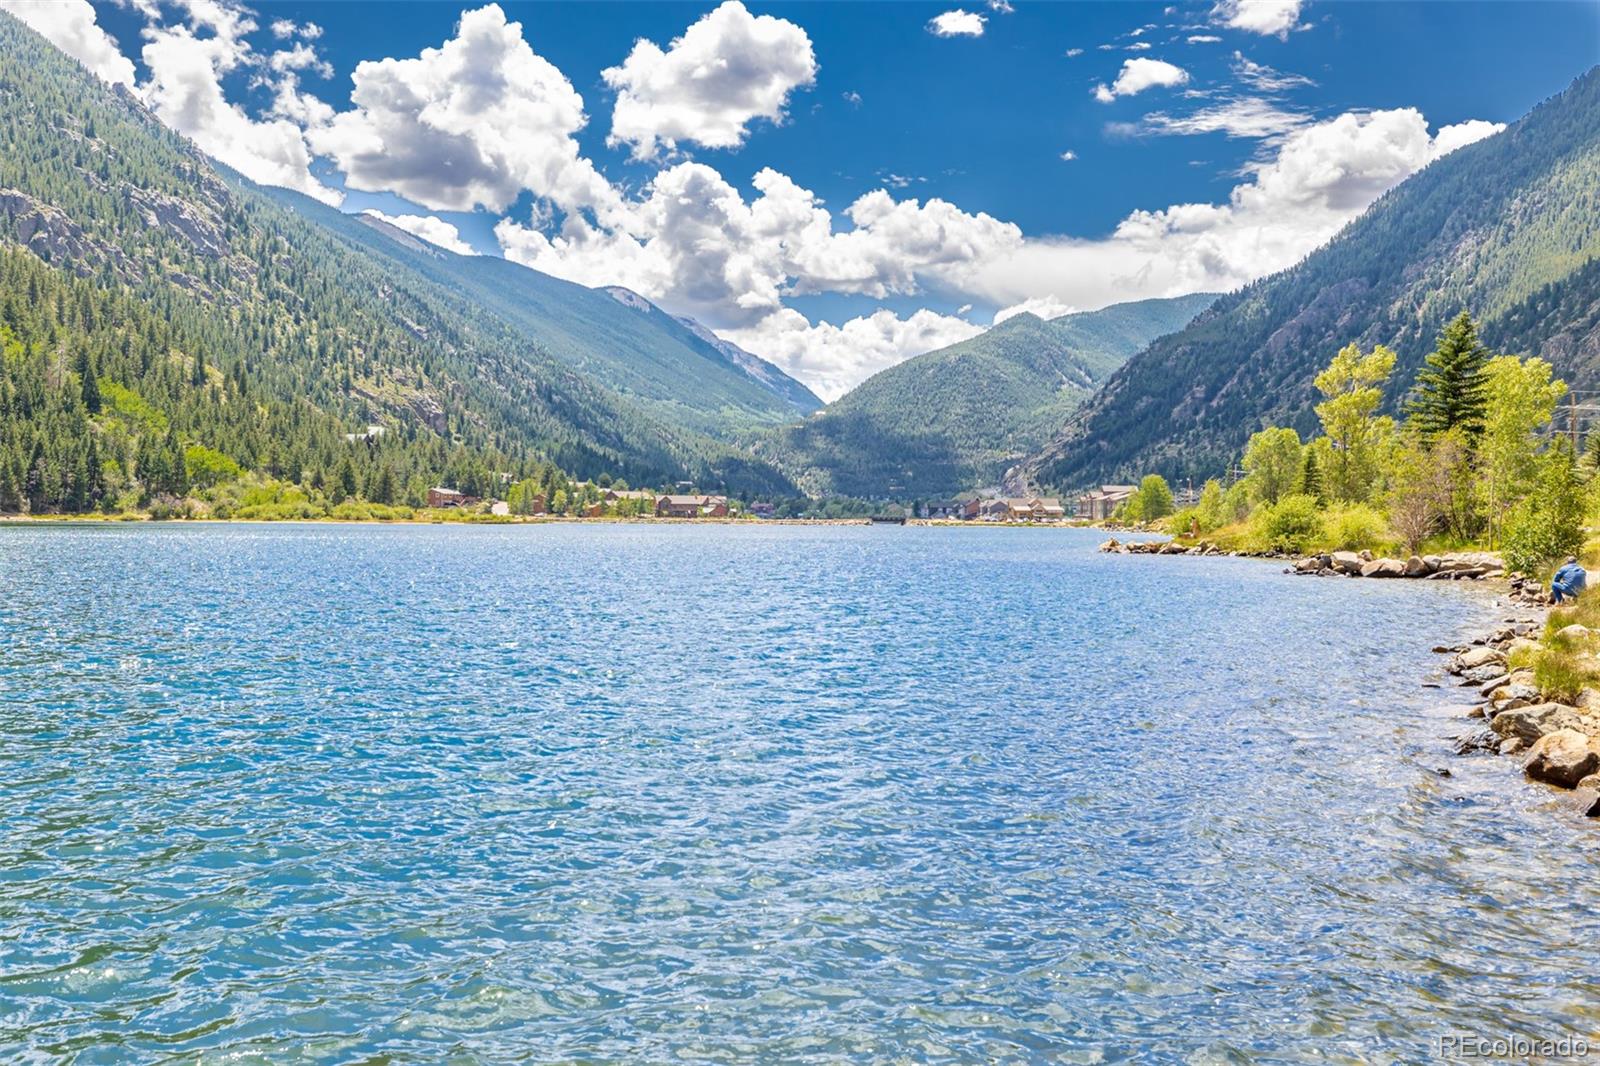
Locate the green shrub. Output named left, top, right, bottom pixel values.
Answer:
left=1503, top=496, right=1584, bottom=575
left=1252, top=493, right=1324, bottom=553
left=1194, top=479, right=1228, bottom=531
left=1322, top=504, right=1389, bottom=552
left=183, top=444, right=242, bottom=489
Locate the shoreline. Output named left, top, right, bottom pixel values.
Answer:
left=0, top=513, right=1111, bottom=529
left=1099, top=535, right=1600, bottom=821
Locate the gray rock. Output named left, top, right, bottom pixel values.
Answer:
left=1361, top=558, right=1406, bottom=578
left=1404, top=555, right=1431, bottom=577
left=1453, top=647, right=1507, bottom=672
left=1476, top=673, right=1510, bottom=694
left=1329, top=550, right=1364, bottom=575
left=1490, top=702, right=1586, bottom=745
left=1453, top=729, right=1499, bottom=755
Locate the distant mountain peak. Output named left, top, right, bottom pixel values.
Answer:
left=597, top=285, right=822, bottom=415
left=764, top=291, right=1218, bottom=498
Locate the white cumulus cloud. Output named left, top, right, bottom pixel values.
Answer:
left=497, top=163, right=1021, bottom=328
left=308, top=3, right=620, bottom=219
left=603, top=1, right=816, bottom=161
left=0, top=0, right=136, bottom=85
left=362, top=210, right=476, bottom=255
left=138, top=4, right=340, bottom=205
left=968, top=108, right=1504, bottom=312
left=994, top=296, right=1075, bottom=323
left=1094, top=58, right=1189, bottom=102
left=1212, top=0, right=1305, bottom=39
left=720, top=307, right=984, bottom=401
left=928, top=10, right=986, bottom=37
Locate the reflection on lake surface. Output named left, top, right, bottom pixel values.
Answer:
left=0, top=523, right=1594, bottom=1061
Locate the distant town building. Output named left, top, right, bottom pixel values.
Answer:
left=490, top=501, right=511, bottom=517
left=1075, top=485, right=1137, bottom=520
left=427, top=487, right=473, bottom=508
left=656, top=494, right=729, bottom=518
left=923, top=500, right=964, bottom=519
left=603, top=489, right=655, bottom=503
left=749, top=501, right=776, bottom=518
left=1004, top=497, right=1066, bottom=521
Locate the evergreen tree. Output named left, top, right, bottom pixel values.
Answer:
left=1407, top=311, right=1490, bottom=440
left=78, top=351, right=101, bottom=413
left=370, top=464, right=396, bottom=505
left=335, top=456, right=358, bottom=502
left=1297, top=447, right=1323, bottom=503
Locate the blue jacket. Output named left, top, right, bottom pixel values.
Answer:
left=1553, top=562, right=1587, bottom=593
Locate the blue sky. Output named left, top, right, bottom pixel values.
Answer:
left=19, top=0, right=1600, bottom=397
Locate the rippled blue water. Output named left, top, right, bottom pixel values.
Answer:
left=1, top=523, right=1597, bottom=1062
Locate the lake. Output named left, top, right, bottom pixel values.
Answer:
left=1, top=523, right=1596, bottom=1062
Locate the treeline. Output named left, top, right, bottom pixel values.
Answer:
left=1125, top=312, right=1589, bottom=574
left=0, top=246, right=567, bottom=516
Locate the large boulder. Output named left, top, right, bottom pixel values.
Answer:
left=1329, top=551, right=1364, bottom=575
left=1555, top=624, right=1592, bottom=643
left=1360, top=558, right=1406, bottom=578
left=1491, top=702, right=1586, bottom=745
left=1403, top=555, right=1431, bottom=577
left=1524, top=730, right=1600, bottom=788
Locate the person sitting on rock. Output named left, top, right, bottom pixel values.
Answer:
left=1551, top=557, right=1587, bottom=603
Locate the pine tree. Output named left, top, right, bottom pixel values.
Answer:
left=1297, top=446, right=1323, bottom=503
left=1408, top=311, right=1490, bottom=440
left=336, top=456, right=358, bottom=502
left=80, top=354, right=101, bottom=414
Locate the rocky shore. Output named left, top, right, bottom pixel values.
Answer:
left=1101, top=536, right=1600, bottom=816
left=1437, top=616, right=1600, bottom=814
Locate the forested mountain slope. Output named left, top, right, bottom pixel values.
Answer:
left=283, top=203, right=818, bottom=432
left=763, top=293, right=1216, bottom=497
left=1025, top=65, right=1600, bottom=491
left=0, top=12, right=797, bottom=501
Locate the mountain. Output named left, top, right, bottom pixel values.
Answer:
left=761, top=293, right=1217, bottom=498
left=1025, top=66, right=1600, bottom=491
left=597, top=286, right=821, bottom=416
left=287, top=207, right=816, bottom=435
left=0, top=11, right=799, bottom=501
left=664, top=304, right=823, bottom=417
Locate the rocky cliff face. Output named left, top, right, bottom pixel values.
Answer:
left=0, top=188, right=128, bottom=277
